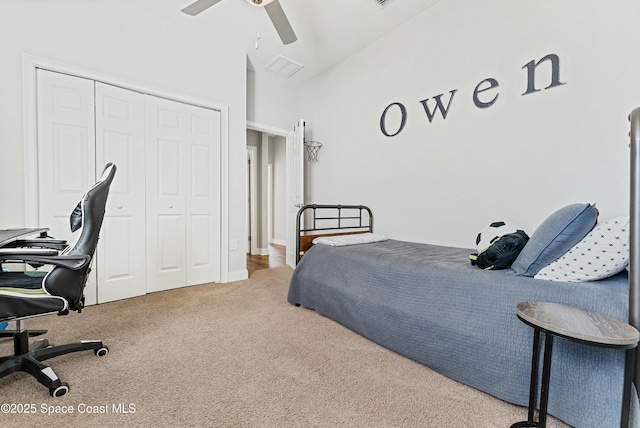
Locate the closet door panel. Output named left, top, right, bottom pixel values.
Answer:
left=37, top=70, right=95, bottom=239
left=99, top=217, right=136, bottom=298
left=95, top=82, right=147, bottom=303
left=157, top=139, right=182, bottom=197
left=36, top=69, right=98, bottom=304
left=146, top=96, right=187, bottom=292
left=158, top=214, right=183, bottom=270
left=186, top=105, right=221, bottom=285
left=190, top=214, right=211, bottom=268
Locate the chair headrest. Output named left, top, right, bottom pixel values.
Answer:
left=69, top=163, right=117, bottom=233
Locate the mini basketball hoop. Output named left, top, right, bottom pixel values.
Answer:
left=304, top=141, right=322, bottom=163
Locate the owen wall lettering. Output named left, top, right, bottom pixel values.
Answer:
left=380, top=53, right=566, bottom=137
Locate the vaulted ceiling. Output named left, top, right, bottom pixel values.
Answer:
left=125, top=0, right=442, bottom=86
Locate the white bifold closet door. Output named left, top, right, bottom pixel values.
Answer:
left=145, top=96, right=221, bottom=292
left=36, top=70, right=99, bottom=304
left=94, top=82, right=147, bottom=302
left=36, top=69, right=221, bottom=303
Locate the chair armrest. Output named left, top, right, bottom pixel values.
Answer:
left=4, top=239, right=68, bottom=251
left=0, top=248, right=59, bottom=257
left=0, top=253, right=90, bottom=271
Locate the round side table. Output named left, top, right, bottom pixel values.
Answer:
left=511, top=301, right=640, bottom=428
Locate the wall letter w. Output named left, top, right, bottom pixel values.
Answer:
left=419, top=90, right=458, bottom=123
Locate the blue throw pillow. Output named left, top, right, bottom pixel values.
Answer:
left=511, top=203, right=599, bottom=277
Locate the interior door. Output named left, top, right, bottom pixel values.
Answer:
left=36, top=69, right=98, bottom=304
left=95, top=82, right=147, bottom=302
left=285, top=119, right=305, bottom=268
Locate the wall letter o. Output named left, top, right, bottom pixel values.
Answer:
left=380, top=102, right=407, bottom=137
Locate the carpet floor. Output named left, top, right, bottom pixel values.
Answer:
left=0, top=266, right=569, bottom=427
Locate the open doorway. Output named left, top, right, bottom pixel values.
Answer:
left=246, top=127, right=287, bottom=274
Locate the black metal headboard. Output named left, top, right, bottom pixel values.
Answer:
left=296, top=204, right=373, bottom=264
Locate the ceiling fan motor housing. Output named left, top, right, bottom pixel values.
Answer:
left=247, top=0, right=276, bottom=6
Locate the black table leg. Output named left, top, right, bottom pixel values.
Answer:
left=538, top=334, right=554, bottom=428
left=511, top=329, right=543, bottom=428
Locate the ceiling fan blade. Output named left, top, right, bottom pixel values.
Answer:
left=264, top=1, right=297, bottom=45
left=181, top=0, right=224, bottom=16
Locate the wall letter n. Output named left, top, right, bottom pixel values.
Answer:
left=522, top=53, right=566, bottom=95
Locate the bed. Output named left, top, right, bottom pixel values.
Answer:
left=287, top=108, right=640, bottom=428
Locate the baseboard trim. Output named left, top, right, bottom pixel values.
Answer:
left=226, top=269, right=248, bottom=283
left=270, top=238, right=286, bottom=246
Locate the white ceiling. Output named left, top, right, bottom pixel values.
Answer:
left=126, top=0, right=443, bottom=87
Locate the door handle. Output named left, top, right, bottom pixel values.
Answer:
left=294, top=203, right=303, bottom=208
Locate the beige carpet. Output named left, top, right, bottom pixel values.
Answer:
left=0, top=266, right=569, bottom=427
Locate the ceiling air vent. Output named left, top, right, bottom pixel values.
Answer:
left=266, top=55, right=304, bottom=78
left=372, top=0, right=396, bottom=7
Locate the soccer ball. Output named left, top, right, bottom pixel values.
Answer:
left=471, top=221, right=530, bottom=270
left=475, top=221, right=522, bottom=252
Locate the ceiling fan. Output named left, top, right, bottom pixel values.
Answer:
left=181, top=0, right=297, bottom=45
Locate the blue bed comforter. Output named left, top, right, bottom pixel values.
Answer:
left=287, top=239, right=638, bottom=428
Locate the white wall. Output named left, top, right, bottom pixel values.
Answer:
left=0, top=0, right=249, bottom=279
left=297, top=0, right=640, bottom=248
left=247, top=68, right=297, bottom=130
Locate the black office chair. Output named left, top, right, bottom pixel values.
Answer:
left=0, top=163, right=116, bottom=397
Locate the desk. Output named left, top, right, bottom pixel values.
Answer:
left=0, top=228, right=49, bottom=247
left=0, top=227, right=54, bottom=339
left=0, top=228, right=54, bottom=270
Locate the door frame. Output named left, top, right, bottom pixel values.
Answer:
left=247, top=121, right=289, bottom=138
left=246, top=145, right=258, bottom=255
left=22, top=54, right=232, bottom=282
left=246, top=120, right=290, bottom=258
